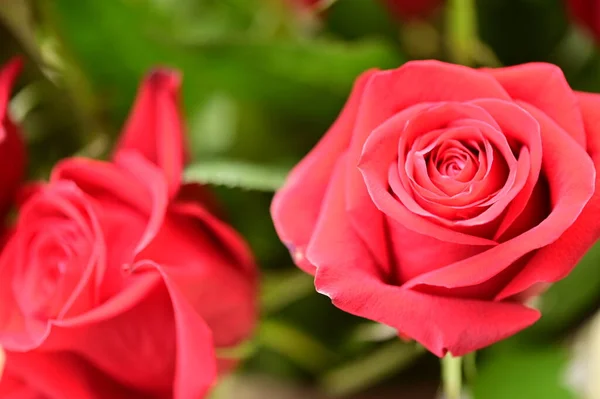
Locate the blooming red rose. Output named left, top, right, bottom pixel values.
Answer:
left=567, top=0, right=600, bottom=41
left=272, top=60, right=599, bottom=356
left=0, top=58, right=26, bottom=220
left=0, top=69, right=257, bottom=398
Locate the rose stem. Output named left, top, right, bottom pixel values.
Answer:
left=441, top=353, right=463, bottom=399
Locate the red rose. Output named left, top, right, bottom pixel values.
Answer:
left=271, top=61, right=599, bottom=356
left=567, top=0, right=600, bottom=41
left=0, top=58, right=26, bottom=220
left=0, top=69, right=257, bottom=398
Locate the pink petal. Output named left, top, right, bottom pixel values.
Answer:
left=484, top=63, right=587, bottom=148
left=496, top=92, right=600, bottom=299
left=14, top=182, right=106, bottom=321
left=3, top=351, right=143, bottom=399
left=469, top=99, right=543, bottom=240
left=52, top=154, right=169, bottom=260
left=113, top=69, right=185, bottom=198
left=132, top=260, right=218, bottom=399
left=139, top=203, right=257, bottom=349
left=0, top=239, right=49, bottom=351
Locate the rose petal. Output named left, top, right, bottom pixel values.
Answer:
left=50, top=272, right=160, bottom=329
left=132, top=260, right=218, bottom=399
left=14, top=182, right=105, bottom=321
left=3, top=351, right=141, bottom=399
left=138, top=203, right=257, bottom=348
left=113, top=69, right=185, bottom=198
left=386, top=217, right=491, bottom=283
left=271, top=70, right=378, bottom=274
left=469, top=99, right=543, bottom=241
left=0, top=240, right=49, bottom=351
left=495, top=92, right=600, bottom=299
left=171, top=198, right=255, bottom=278
left=52, top=154, right=169, bottom=261
left=114, top=151, right=169, bottom=256
left=484, top=63, right=587, bottom=148
left=55, top=283, right=178, bottom=394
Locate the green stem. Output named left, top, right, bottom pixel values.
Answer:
left=442, top=353, right=463, bottom=399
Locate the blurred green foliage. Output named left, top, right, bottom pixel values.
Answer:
left=2, top=0, right=600, bottom=398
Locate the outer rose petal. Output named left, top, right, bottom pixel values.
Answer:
left=114, top=69, right=185, bottom=198
left=53, top=273, right=217, bottom=399
left=271, top=70, right=378, bottom=274
left=496, top=92, right=600, bottom=299
left=132, top=261, right=218, bottom=399
left=484, top=63, right=587, bottom=148
left=308, top=156, right=539, bottom=356
left=1, top=351, right=141, bottom=399
left=0, top=372, right=41, bottom=399
left=0, top=58, right=26, bottom=218
left=50, top=283, right=179, bottom=394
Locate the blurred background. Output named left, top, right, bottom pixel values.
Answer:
left=2, top=0, right=600, bottom=398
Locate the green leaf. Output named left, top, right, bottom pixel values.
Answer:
left=184, top=160, right=288, bottom=191
left=321, top=341, right=425, bottom=397
left=473, top=348, right=576, bottom=399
